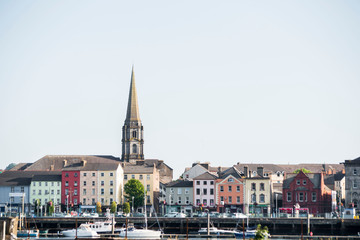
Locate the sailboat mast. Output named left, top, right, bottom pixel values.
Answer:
left=144, top=179, right=148, bottom=230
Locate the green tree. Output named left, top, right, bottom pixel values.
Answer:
left=49, top=201, right=54, bottom=215
left=124, top=179, right=145, bottom=210
left=293, top=168, right=311, bottom=174
left=96, top=202, right=102, bottom=213
left=110, top=201, right=117, bottom=213
left=123, top=202, right=130, bottom=214
left=254, top=224, right=269, bottom=240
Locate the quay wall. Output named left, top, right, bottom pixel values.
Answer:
left=25, top=217, right=360, bottom=236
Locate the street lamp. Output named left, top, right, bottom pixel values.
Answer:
left=132, top=196, right=134, bottom=216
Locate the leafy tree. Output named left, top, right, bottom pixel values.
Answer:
left=49, top=201, right=54, bottom=215
left=5, top=163, right=16, bottom=171
left=254, top=224, right=269, bottom=239
left=96, top=202, right=102, bottom=213
left=123, top=202, right=130, bottom=214
left=110, top=201, right=117, bottom=213
left=293, top=168, right=311, bottom=174
left=124, top=179, right=145, bottom=210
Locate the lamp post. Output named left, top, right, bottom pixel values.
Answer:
left=275, top=193, right=278, bottom=218
left=132, top=196, right=134, bottom=216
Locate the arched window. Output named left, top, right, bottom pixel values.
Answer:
left=132, top=144, right=137, bottom=153
left=133, top=131, right=137, bottom=138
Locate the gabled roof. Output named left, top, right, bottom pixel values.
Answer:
left=219, top=167, right=242, bottom=179
left=278, top=163, right=343, bottom=173
left=124, top=164, right=156, bottom=174
left=234, top=163, right=285, bottom=173
left=343, top=156, right=360, bottom=165
left=193, top=171, right=217, bottom=180
left=218, top=174, right=243, bottom=184
left=165, top=180, right=193, bottom=188
left=283, top=172, right=322, bottom=189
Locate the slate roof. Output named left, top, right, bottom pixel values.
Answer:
left=278, top=163, right=344, bottom=173
left=193, top=172, right=217, bottom=180
left=165, top=180, right=193, bottom=188
left=0, top=171, right=63, bottom=186
left=234, top=163, right=285, bottom=173
left=64, top=162, right=121, bottom=171
left=32, top=173, right=62, bottom=181
left=283, top=173, right=322, bottom=189
left=219, top=167, right=242, bottom=179
left=343, top=156, right=360, bottom=165
left=124, top=164, right=155, bottom=174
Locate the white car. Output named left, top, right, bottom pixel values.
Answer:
left=164, top=212, right=186, bottom=218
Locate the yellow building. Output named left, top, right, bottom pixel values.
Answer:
left=244, top=175, right=271, bottom=217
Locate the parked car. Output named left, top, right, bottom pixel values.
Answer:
left=164, top=212, right=178, bottom=217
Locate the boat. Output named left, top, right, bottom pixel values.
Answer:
left=233, top=229, right=257, bottom=238
left=119, top=179, right=161, bottom=239
left=17, top=229, right=39, bottom=238
left=198, top=227, right=238, bottom=236
left=61, top=224, right=99, bottom=237
left=81, top=218, right=118, bottom=234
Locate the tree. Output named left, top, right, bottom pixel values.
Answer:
left=110, top=201, right=117, bottom=213
left=123, top=202, right=130, bottom=214
left=49, top=201, right=54, bottom=215
left=96, top=202, right=102, bottom=213
left=293, top=168, right=311, bottom=174
left=124, top=179, right=145, bottom=210
left=5, top=163, right=16, bottom=171
left=254, top=224, right=269, bottom=240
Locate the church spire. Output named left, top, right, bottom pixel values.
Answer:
left=122, top=66, right=144, bottom=163
left=125, top=66, right=141, bottom=123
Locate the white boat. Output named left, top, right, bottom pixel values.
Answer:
left=81, top=218, right=116, bottom=233
left=119, top=227, right=161, bottom=239
left=198, top=227, right=237, bottom=236
left=61, top=224, right=99, bottom=237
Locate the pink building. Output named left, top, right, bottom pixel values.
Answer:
left=193, top=172, right=217, bottom=211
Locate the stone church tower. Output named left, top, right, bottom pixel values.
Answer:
left=121, top=67, right=144, bottom=163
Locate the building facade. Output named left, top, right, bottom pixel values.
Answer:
left=165, top=180, right=193, bottom=215
left=193, top=172, right=216, bottom=211
left=343, top=156, right=360, bottom=212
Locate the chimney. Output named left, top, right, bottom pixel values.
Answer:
left=244, top=166, right=248, bottom=178
left=63, top=160, right=67, bottom=168
left=81, top=160, right=87, bottom=167
left=257, top=166, right=264, bottom=177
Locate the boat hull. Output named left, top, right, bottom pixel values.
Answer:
left=119, top=229, right=162, bottom=239
left=61, top=229, right=99, bottom=237
left=17, top=230, right=39, bottom=238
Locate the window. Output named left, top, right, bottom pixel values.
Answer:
left=51, top=182, right=54, bottom=186
left=132, top=131, right=137, bottom=138
left=303, top=180, right=307, bottom=185
left=196, top=181, right=200, bottom=185
left=210, top=181, right=214, bottom=185
left=124, top=175, right=128, bottom=180
left=45, top=198, right=47, bottom=203
left=74, top=198, right=78, bottom=205
left=228, top=186, right=232, bottom=192
left=45, top=190, right=49, bottom=195
left=277, top=172, right=281, bottom=177
left=101, top=172, right=104, bottom=177
left=354, top=169, right=357, bottom=175
left=296, top=180, right=300, bottom=185
left=110, top=180, right=113, bottom=186
left=74, top=189, right=78, bottom=196
left=38, top=190, right=42, bottom=195
left=147, top=195, right=151, bottom=204
left=353, top=181, right=358, bottom=188
left=65, top=173, right=69, bottom=177
left=10, top=187, right=14, bottom=192
left=260, top=183, right=265, bottom=191
left=312, top=192, right=317, bottom=202
left=33, top=190, right=35, bottom=195
left=196, top=199, right=200, bottom=205
left=110, top=198, right=113, bottom=204
left=65, top=181, right=69, bottom=187
left=185, top=188, right=189, bottom=194
left=83, top=173, right=87, bottom=177
left=101, top=189, right=104, bottom=195
left=21, top=187, right=24, bottom=192
left=147, top=175, right=150, bottom=180
left=220, top=196, right=224, bottom=202
left=110, top=188, right=113, bottom=195
left=83, top=198, right=86, bottom=205
left=92, top=181, right=95, bottom=186
left=74, top=181, right=78, bottom=187
left=92, top=189, right=95, bottom=195
left=65, top=189, right=68, bottom=195
left=210, top=199, right=214, bottom=206
left=92, top=173, right=95, bottom=177
left=170, top=196, right=174, bottom=204
left=220, top=186, right=224, bottom=192
left=228, top=178, right=234, bottom=182
left=251, top=194, right=256, bottom=203
left=101, top=181, right=104, bottom=186
left=110, top=172, right=113, bottom=177
left=147, top=185, right=150, bottom=191
left=178, top=188, right=182, bottom=194
left=84, top=181, right=87, bottom=186
left=237, top=196, right=240, bottom=203
left=83, top=189, right=86, bottom=195
left=74, top=173, right=78, bottom=177
left=139, top=175, right=143, bottom=180
left=58, top=182, right=60, bottom=186
left=101, top=198, right=104, bottom=204
left=259, top=194, right=265, bottom=203
left=33, top=182, right=35, bottom=186
left=170, top=188, right=174, bottom=194
left=210, top=189, right=214, bottom=195
left=186, top=197, right=190, bottom=204
left=51, top=189, right=54, bottom=195
left=203, top=181, right=207, bottom=185
left=203, top=199, right=207, bottom=206
left=196, top=189, right=200, bottom=195
left=228, top=196, right=232, bottom=203
left=203, top=189, right=207, bottom=195
left=178, top=196, right=182, bottom=204
left=132, top=175, right=135, bottom=179
left=45, top=182, right=48, bottom=186
left=57, top=190, right=60, bottom=195
left=92, top=198, right=96, bottom=204
left=287, top=192, right=292, bottom=202
left=237, top=186, right=240, bottom=192
left=251, top=183, right=256, bottom=191
left=39, top=182, right=41, bottom=186
left=132, top=144, right=137, bottom=153
left=299, top=192, right=304, bottom=202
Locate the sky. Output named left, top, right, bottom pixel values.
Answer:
left=0, top=1, right=360, bottom=178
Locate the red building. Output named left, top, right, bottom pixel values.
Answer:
left=216, top=167, right=244, bottom=213
left=61, top=170, right=80, bottom=212
left=282, top=171, right=332, bottom=215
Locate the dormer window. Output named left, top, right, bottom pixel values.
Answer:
left=303, top=180, right=307, bottom=185
left=296, top=180, right=300, bottom=185
left=228, top=178, right=234, bottom=182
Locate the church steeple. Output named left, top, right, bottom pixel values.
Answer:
left=121, top=66, right=144, bottom=163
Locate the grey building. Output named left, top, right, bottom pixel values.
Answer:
left=165, top=180, right=193, bottom=216
left=343, top=156, right=360, bottom=213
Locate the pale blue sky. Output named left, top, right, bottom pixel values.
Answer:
left=1, top=1, right=360, bottom=178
